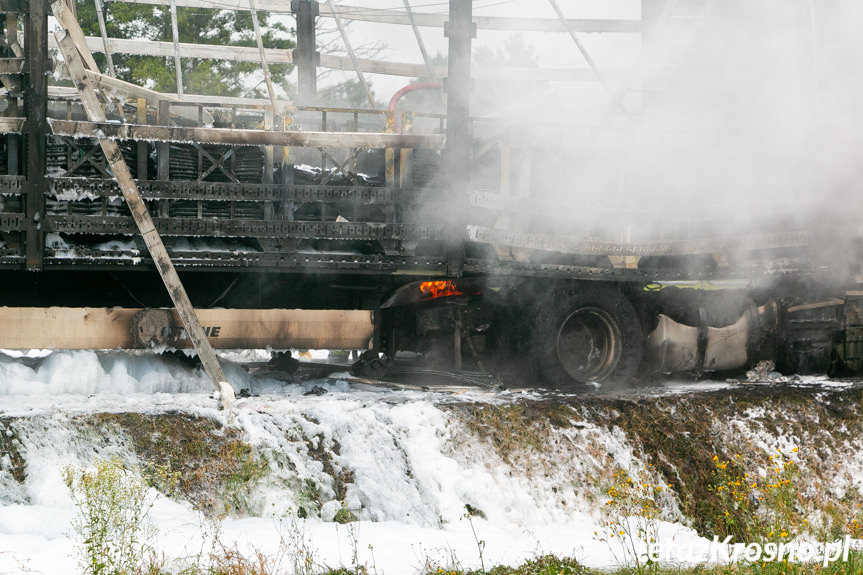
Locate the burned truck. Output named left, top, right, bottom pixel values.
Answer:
left=1, top=0, right=862, bottom=393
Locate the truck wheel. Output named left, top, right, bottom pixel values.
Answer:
left=530, top=283, right=642, bottom=390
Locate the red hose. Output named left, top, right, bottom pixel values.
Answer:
left=387, top=82, right=444, bottom=133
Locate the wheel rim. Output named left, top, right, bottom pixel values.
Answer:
left=556, top=306, right=622, bottom=382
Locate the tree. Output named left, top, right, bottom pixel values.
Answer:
left=74, top=0, right=294, bottom=97
left=317, top=78, right=379, bottom=109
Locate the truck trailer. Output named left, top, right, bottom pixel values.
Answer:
left=1, top=0, right=862, bottom=397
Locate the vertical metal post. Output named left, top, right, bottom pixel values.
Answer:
left=262, top=111, right=274, bottom=220
left=326, top=0, right=375, bottom=110
left=93, top=0, right=116, bottom=77
left=169, top=0, right=183, bottom=95
left=157, top=100, right=170, bottom=217
left=291, top=0, right=318, bottom=105
left=24, top=0, right=48, bottom=270
left=136, top=98, right=148, bottom=180
left=248, top=0, right=277, bottom=110
left=443, top=0, right=473, bottom=278
left=6, top=98, right=19, bottom=175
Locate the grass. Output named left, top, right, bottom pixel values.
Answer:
left=0, top=417, right=26, bottom=484
left=63, top=457, right=161, bottom=575
left=453, top=403, right=577, bottom=466
left=84, top=413, right=269, bottom=516
left=414, top=552, right=863, bottom=575
left=572, top=387, right=863, bottom=541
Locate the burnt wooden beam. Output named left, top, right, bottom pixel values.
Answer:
left=48, top=119, right=446, bottom=149
left=0, top=58, right=24, bottom=74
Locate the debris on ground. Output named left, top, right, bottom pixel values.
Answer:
left=743, top=360, right=801, bottom=384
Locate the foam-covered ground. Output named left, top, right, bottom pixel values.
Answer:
left=0, top=350, right=859, bottom=574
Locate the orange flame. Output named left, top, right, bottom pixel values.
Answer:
left=418, top=280, right=465, bottom=300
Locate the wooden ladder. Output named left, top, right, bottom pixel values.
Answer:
left=50, top=0, right=235, bottom=411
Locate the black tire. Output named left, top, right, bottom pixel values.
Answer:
left=529, top=283, right=643, bottom=390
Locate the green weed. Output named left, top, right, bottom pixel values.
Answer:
left=63, top=457, right=162, bottom=575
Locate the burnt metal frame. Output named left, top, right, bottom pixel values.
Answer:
left=0, top=1, right=818, bottom=283
left=61, top=137, right=111, bottom=177
left=192, top=143, right=240, bottom=183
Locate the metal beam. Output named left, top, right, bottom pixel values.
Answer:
left=467, top=226, right=811, bottom=257
left=92, top=0, right=116, bottom=76
left=327, top=0, right=375, bottom=109
left=443, top=0, right=472, bottom=278
left=48, top=177, right=431, bottom=203
left=169, top=0, right=183, bottom=94
left=24, top=0, right=48, bottom=271
left=46, top=215, right=446, bottom=241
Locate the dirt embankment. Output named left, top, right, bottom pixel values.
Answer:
left=445, top=383, right=863, bottom=538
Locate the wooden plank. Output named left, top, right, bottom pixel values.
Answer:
left=319, top=52, right=443, bottom=79
left=51, top=0, right=100, bottom=71
left=60, top=35, right=605, bottom=81
left=0, top=58, right=24, bottom=74
left=114, top=0, right=642, bottom=33
left=67, top=35, right=295, bottom=64
left=84, top=69, right=178, bottom=105
left=83, top=70, right=214, bottom=124
left=54, top=26, right=233, bottom=407
left=0, top=307, right=374, bottom=350
left=48, top=119, right=446, bottom=148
